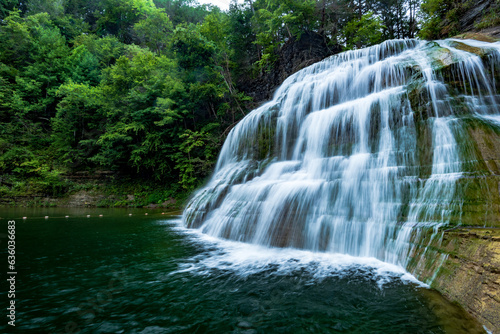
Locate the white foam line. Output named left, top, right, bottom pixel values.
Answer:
left=166, top=219, right=427, bottom=288
left=478, top=114, right=500, bottom=126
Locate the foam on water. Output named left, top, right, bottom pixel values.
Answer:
left=168, top=219, right=423, bottom=288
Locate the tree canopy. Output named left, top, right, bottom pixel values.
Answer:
left=1, top=0, right=483, bottom=202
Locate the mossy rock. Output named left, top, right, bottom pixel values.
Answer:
left=427, top=45, right=455, bottom=69
left=407, top=225, right=500, bottom=332
left=453, top=32, right=500, bottom=43
left=448, top=41, right=488, bottom=57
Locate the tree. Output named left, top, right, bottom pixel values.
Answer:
left=175, top=126, right=218, bottom=189
left=418, top=0, right=454, bottom=39
left=342, top=11, right=385, bottom=50
left=0, top=0, right=23, bottom=20
left=153, top=0, right=210, bottom=26
left=90, top=47, right=189, bottom=180
left=134, top=6, right=173, bottom=53
left=94, top=0, right=154, bottom=43
left=25, top=0, right=66, bottom=17
left=52, top=83, right=105, bottom=168
left=227, top=2, right=257, bottom=77
left=0, top=11, right=71, bottom=121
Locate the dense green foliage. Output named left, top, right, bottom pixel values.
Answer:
left=0, top=0, right=240, bottom=200
left=0, top=0, right=432, bottom=205
left=342, top=11, right=385, bottom=50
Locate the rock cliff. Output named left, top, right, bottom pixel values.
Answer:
left=409, top=228, right=500, bottom=333
left=239, top=32, right=340, bottom=105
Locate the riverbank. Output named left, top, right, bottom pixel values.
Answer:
left=0, top=174, right=191, bottom=210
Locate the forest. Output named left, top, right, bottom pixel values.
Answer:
left=0, top=0, right=498, bottom=206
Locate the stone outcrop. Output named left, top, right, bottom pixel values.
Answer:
left=432, top=0, right=500, bottom=39
left=403, top=37, right=500, bottom=332
left=457, top=0, right=498, bottom=33
left=239, top=32, right=340, bottom=104
left=409, top=228, right=500, bottom=333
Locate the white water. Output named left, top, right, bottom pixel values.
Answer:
left=184, top=39, right=500, bottom=269
left=169, top=219, right=422, bottom=288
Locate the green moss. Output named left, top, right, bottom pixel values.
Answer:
left=448, top=41, right=487, bottom=57
left=414, top=119, right=434, bottom=178
left=256, top=122, right=276, bottom=160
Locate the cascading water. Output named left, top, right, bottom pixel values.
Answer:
left=184, top=39, right=500, bottom=270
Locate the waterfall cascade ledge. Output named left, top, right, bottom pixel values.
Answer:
left=184, top=39, right=500, bottom=272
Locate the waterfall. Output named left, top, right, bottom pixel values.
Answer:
left=184, top=39, right=500, bottom=268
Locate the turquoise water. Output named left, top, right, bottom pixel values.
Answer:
left=0, top=208, right=484, bottom=333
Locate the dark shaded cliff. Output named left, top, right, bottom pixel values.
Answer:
left=238, top=32, right=340, bottom=105
left=425, top=0, right=500, bottom=39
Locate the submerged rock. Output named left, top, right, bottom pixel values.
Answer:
left=139, top=326, right=167, bottom=334
left=237, top=321, right=253, bottom=329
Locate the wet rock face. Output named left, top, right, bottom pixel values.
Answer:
left=410, top=228, right=500, bottom=333
left=458, top=0, right=494, bottom=32
left=240, top=32, right=339, bottom=105
left=455, top=31, right=500, bottom=42
left=433, top=0, right=500, bottom=39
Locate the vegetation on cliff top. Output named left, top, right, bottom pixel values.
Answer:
left=0, top=0, right=497, bottom=206
left=419, top=0, right=500, bottom=39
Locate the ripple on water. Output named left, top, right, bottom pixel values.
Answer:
left=4, top=214, right=486, bottom=334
